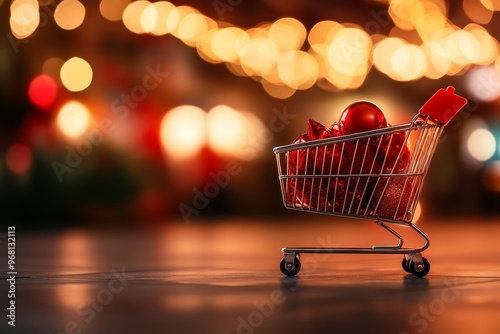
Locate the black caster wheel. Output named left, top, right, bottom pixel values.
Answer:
left=280, top=256, right=301, bottom=276
left=402, top=257, right=411, bottom=273
left=409, top=257, right=430, bottom=278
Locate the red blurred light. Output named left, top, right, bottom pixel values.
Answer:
left=6, top=144, right=33, bottom=175
left=28, top=74, right=58, bottom=109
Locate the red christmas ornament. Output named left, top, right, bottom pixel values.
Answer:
left=287, top=102, right=412, bottom=214
left=339, top=101, right=387, bottom=135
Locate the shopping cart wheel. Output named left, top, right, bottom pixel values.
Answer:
left=408, top=257, right=430, bottom=278
left=280, top=256, right=301, bottom=276
left=402, top=257, right=411, bottom=273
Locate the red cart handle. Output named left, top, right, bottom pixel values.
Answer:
left=418, top=86, right=468, bottom=126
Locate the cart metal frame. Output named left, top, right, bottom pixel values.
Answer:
left=273, top=91, right=466, bottom=278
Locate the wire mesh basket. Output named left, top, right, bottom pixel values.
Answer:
left=273, top=87, right=468, bottom=277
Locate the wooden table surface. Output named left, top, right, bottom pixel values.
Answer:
left=1, top=216, right=500, bottom=334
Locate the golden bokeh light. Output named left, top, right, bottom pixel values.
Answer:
left=308, top=20, right=344, bottom=55
left=326, top=27, right=371, bottom=77
left=97, top=0, right=500, bottom=96
left=373, top=37, right=406, bottom=76
left=166, top=6, right=200, bottom=39
left=210, top=27, right=249, bottom=62
left=60, top=57, right=93, bottom=92
left=10, top=0, right=38, bottom=12
left=239, top=38, right=278, bottom=77
left=277, top=50, right=318, bottom=90
left=467, top=128, right=496, bottom=162
left=139, top=2, right=157, bottom=34
left=465, top=24, right=499, bottom=65
left=196, top=28, right=223, bottom=64
left=268, top=17, right=306, bottom=51
left=150, top=1, right=175, bottom=36
left=42, top=57, right=64, bottom=81
left=422, top=41, right=449, bottom=79
left=160, top=106, right=207, bottom=160
left=177, top=12, right=210, bottom=47
left=56, top=101, right=92, bottom=139
left=390, top=44, right=427, bottom=81
left=261, top=79, right=297, bottom=99
left=480, top=0, right=500, bottom=11
left=122, top=0, right=151, bottom=34
left=10, top=0, right=40, bottom=39
left=100, top=0, right=131, bottom=22
left=206, top=105, right=251, bottom=157
left=463, top=0, right=493, bottom=24
left=54, top=0, right=86, bottom=30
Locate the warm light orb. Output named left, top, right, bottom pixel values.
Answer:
left=54, top=0, right=85, bottom=30
left=60, top=57, right=93, bottom=92
left=10, top=0, right=40, bottom=38
left=42, top=57, right=64, bottom=80
left=239, top=38, right=278, bottom=76
left=308, top=20, right=343, bottom=55
left=150, top=1, right=175, bottom=35
left=277, top=50, right=318, bottom=90
left=465, top=66, right=500, bottom=102
left=390, top=44, right=427, bottom=81
left=139, top=2, right=157, bottom=33
left=100, top=0, right=131, bottom=22
left=268, top=17, right=306, bottom=51
left=28, top=74, right=58, bottom=109
left=467, top=128, right=496, bottom=161
left=6, top=143, right=32, bottom=175
left=480, top=0, right=500, bottom=11
left=56, top=101, right=92, bottom=139
left=160, top=106, right=206, bottom=159
left=413, top=201, right=422, bottom=224
left=122, top=0, right=151, bottom=34
left=327, top=27, right=371, bottom=77
left=210, top=27, right=248, bottom=62
left=464, top=0, right=493, bottom=24
left=206, top=105, right=249, bottom=157
left=177, top=12, right=210, bottom=46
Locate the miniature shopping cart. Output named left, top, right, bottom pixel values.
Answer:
left=273, top=87, right=467, bottom=278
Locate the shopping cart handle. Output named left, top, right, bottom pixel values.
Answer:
left=418, top=86, right=468, bottom=126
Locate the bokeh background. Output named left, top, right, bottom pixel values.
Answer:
left=1, top=0, right=500, bottom=230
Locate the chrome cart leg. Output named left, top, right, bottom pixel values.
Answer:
left=373, top=221, right=404, bottom=249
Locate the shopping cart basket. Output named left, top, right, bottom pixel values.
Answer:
left=273, top=87, right=467, bottom=278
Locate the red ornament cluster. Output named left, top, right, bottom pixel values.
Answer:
left=287, top=101, right=413, bottom=220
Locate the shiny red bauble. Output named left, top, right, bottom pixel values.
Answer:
left=339, top=101, right=387, bottom=135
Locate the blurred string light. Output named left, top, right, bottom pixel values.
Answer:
left=60, top=57, right=93, bottom=92
left=160, top=105, right=265, bottom=160
left=9, top=0, right=500, bottom=98
left=56, top=100, right=92, bottom=139
left=113, top=0, right=500, bottom=97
